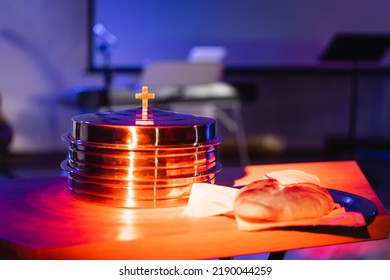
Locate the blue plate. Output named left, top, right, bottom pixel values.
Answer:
left=327, top=189, right=378, bottom=226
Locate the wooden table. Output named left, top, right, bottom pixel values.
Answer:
left=0, top=160, right=388, bottom=259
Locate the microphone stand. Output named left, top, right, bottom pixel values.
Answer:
left=98, top=42, right=112, bottom=110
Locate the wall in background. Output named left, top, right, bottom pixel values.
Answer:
left=0, top=0, right=135, bottom=153
left=0, top=0, right=390, bottom=154
left=91, top=0, right=390, bottom=69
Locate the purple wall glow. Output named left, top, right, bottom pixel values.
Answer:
left=91, top=0, right=390, bottom=69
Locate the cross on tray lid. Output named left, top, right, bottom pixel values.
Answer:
left=135, top=86, right=155, bottom=125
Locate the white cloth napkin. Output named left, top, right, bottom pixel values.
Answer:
left=182, top=182, right=239, bottom=217
left=263, top=169, right=320, bottom=185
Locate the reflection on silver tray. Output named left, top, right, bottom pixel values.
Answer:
left=62, top=105, right=224, bottom=208
left=70, top=107, right=219, bottom=146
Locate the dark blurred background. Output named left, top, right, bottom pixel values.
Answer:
left=1, top=0, right=390, bottom=155
left=1, top=0, right=389, bottom=207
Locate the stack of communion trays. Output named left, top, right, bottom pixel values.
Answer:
left=61, top=87, right=223, bottom=208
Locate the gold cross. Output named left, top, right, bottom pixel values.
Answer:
left=135, top=86, right=155, bottom=119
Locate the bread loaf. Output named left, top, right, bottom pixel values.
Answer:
left=233, top=178, right=335, bottom=222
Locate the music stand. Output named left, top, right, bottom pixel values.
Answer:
left=320, top=33, right=390, bottom=159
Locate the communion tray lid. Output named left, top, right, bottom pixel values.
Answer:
left=70, top=107, right=220, bottom=148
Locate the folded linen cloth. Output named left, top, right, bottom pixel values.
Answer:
left=182, top=182, right=239, bottom=217
left=182, top=169, right=366, bottom=231
left=234, top=206, right=366, bottom=231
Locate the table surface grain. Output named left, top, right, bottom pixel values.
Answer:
left=0, top=160, right=388, bottom=259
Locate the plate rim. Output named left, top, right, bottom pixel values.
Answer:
left=327, top=188, right=378, bottom=226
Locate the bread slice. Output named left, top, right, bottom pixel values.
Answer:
left=233, top=179, right=335, bottom=222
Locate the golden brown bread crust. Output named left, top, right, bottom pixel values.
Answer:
left=233, top=179, right=335, bottom=222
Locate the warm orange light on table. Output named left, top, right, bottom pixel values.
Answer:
left=0, top=161, right=388, bottom=259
